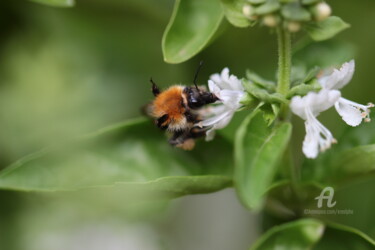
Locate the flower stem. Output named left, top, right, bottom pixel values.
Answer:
left=276, top=26, right=292, bottom=96
left=276, top=27, right=301, bottom=196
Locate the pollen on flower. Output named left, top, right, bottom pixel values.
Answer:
left=364, top=103, right=374, bottom=122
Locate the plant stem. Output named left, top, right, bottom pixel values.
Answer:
left=276, top=26, right=292, bottom=96
left=287, top=142, right=299, bottom=187
left=276, top=27, right=301, bottom=196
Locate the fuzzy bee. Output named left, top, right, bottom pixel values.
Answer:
left=145, top=63, right=218, bottom=150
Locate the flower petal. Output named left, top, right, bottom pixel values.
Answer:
left=208, top=80, right=221, bottom=96
left=308, top=89, right=341, bottom=116
left=335, top=100, right=362, bottom=126
left=220, top=89, right=244, bottom=110
left=204, top=112, right=233, bottom=141
left=334, top=97, right=374, bottom=126
left=207, top=104, right=228, bottom=116
left=228, top=75, right=243, bottom=91
left=302, top=110, right=336, bottom=159
left=205, top=128, right=216, bottom=141
left=290, top=95, right=307, bottom=120
left=303, top=121, right=319, bottom=159
left=213, top=112, right=233, bottom=129
left=200, top=110, right=232, bottom=127
left=202, top=67, right=244, bottom=141
left=318, top=60, right=355, bottom=90
left=210, top=73, right=223, bottom=86
left=209, top=68, right=243, bottom=91
left=290, top=89, right=341, bottom=120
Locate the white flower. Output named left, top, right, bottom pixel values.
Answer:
left=318, top=60, right=374, bottom=127
left=200, top=68, right=245, bottom=141
left=291, top=60, right=374, bottom=158
left=290, top=89, right=341, bottom=158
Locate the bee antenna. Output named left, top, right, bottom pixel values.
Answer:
left=193, top=61, right=204, bottom=90
left=150, top=77, right=156, bottom=85
left=150, top=77, right=160, bottom=96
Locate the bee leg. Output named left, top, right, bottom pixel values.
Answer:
left=169, top=127, right=208, bottom=150
left=176, top=138, right=195, bottom=151
left=150, top=78, right=160, bottom=96
left=156, top=114, right=169, bottom=130
left=169, top=130, right=195, bottom=150
left=184, top=111, right=198, bottom=123
left=168, top=130, right=186, bottom=146
left=188, top=126, right=209, bottom=139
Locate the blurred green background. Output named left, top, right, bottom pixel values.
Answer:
left=0, top=0, right=374, bottom=249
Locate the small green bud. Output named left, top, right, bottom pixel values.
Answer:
left=240, top=92, right=257, bottom=107
left=263, top=14, right=279, bottom=27
left=287, top=21, right=301, bottom=32
left=311, top=2, right=332, bottom=21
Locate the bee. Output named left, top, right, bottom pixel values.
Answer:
left=145, top=62, right=218, bottom=150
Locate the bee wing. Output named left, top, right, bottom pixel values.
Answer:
left=141, top=103, right=154, bottom=117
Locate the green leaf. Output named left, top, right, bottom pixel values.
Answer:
left=305, top=16, right=350, bottom=41
left=303, top=66, right=320, bottom=82
left=266, top=181, right=325, bottom=218
left=282, top=2, right=312, bottom=21
left=246, top=70, right=276, bottom=91
left=234, top=110, right=292, bottom=210
left=330, top=145, right=375, bottom=182
left=254, top=0, right=281, bottom=15
left=162, top=0, right=224, bottom=64
left=243, top=80, right=288, bottom=104
left=0, top=118, right=233, bottom=197
left=315, top=222, right=375, bottom=249
left=221, top=0, right=253, bottom=28
left=302, top=0, right=319, bottom=5
left=251, top=219, right=324, bottom=249
left=260, top=103, right=280, bottom=126
left=279, top=0, right=298, bottom=3
left=248, top=0, right=266, bottom=4
left=29, top=0, right=74, bottom=7
left=287, top=80, right=321, bottom=98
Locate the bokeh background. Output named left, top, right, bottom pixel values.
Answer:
left=0, top=0, right=374, bottom=249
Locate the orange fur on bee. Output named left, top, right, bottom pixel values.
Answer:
left=152, top=86, right=186, bottom=126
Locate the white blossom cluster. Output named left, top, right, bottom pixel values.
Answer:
left=290, top=60, right=373, bottom=158
left=200, top=61, right=373, bottom=159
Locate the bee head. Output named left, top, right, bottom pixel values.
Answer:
left=184, top=87, right=218, bottom=109
left=183, top=61, right=218, bottom=109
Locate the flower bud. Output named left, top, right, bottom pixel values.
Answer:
left=262, top=14, right=279, bottom=27
left=312, top=2, right=331, bottom=21
left=287, top=21, right=301, bottom=32
left=239, top=93, right=256, bottom=107
left=243, top=4, right=257, bottom=20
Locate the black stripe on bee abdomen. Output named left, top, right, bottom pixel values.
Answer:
left=156, top=114, right=169, bottom=130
